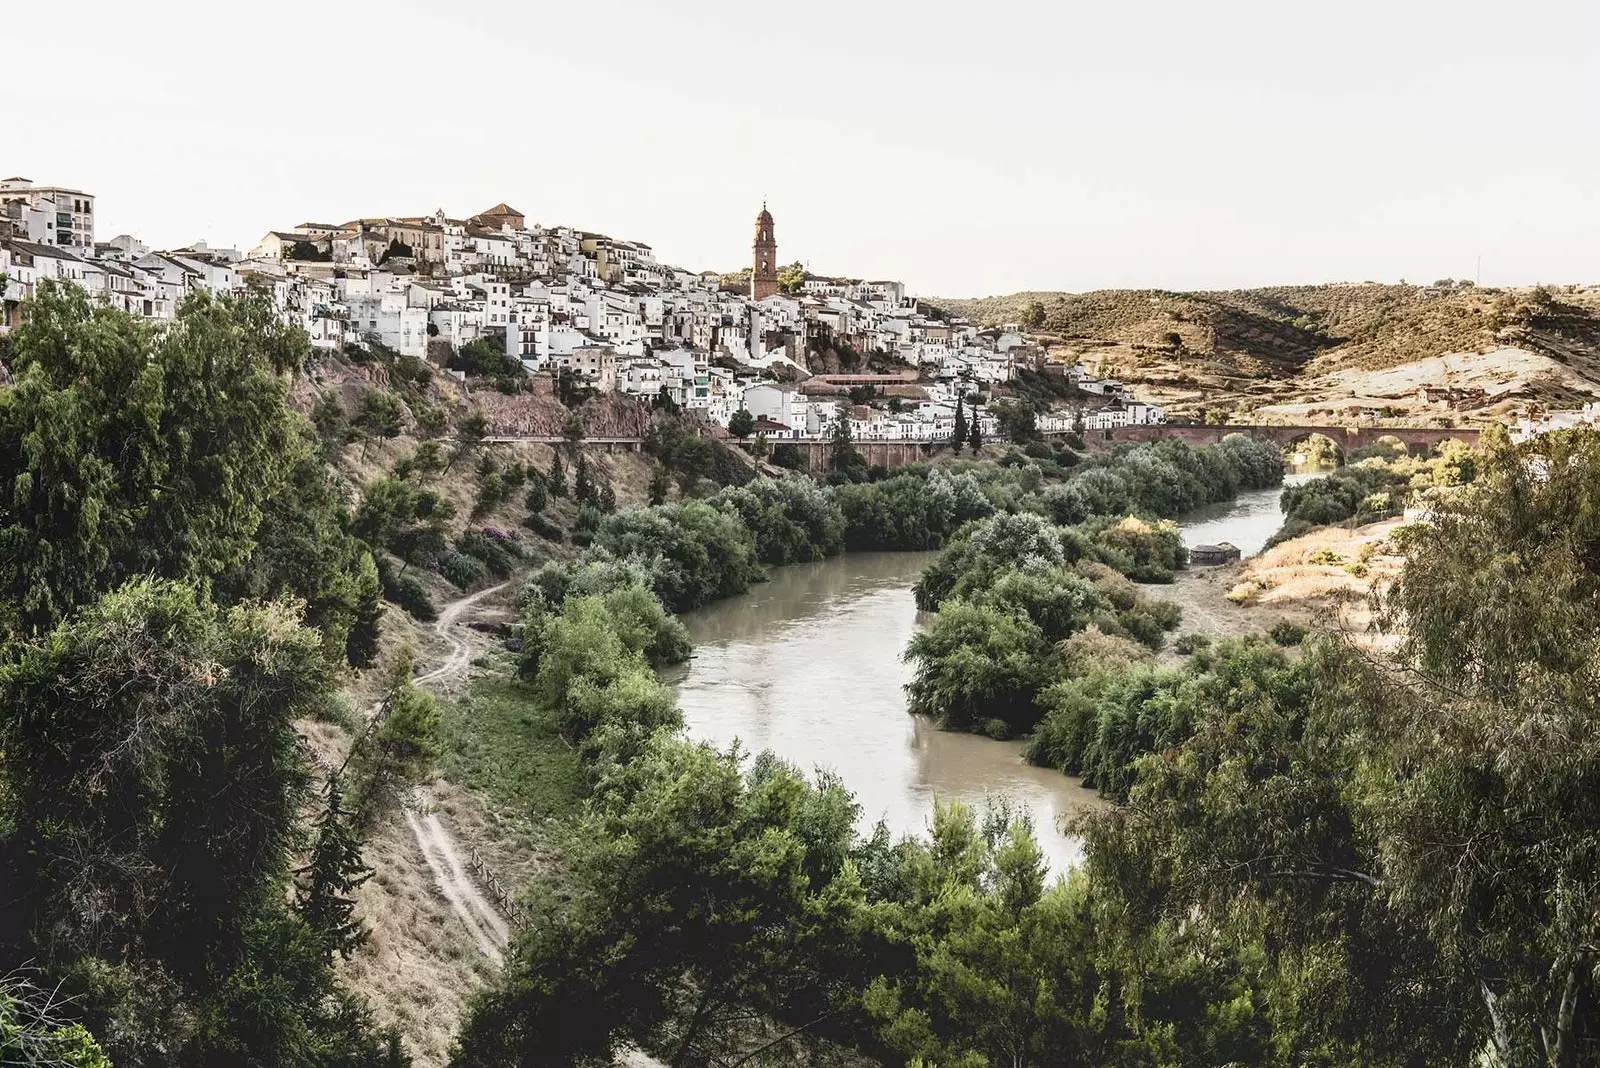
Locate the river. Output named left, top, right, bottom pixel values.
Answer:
left=666, top=479, right=1308, bottom=873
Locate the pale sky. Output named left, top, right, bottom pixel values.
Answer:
left=7, top=0, right=1598, bottom=295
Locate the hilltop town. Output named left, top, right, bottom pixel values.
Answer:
left=0, top=179, right=1162, bottom=444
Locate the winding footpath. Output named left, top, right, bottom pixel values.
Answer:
left=404, top=581, right=514, bottom=960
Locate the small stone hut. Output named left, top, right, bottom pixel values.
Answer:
left=1188, top=542, right=1241, bottom=566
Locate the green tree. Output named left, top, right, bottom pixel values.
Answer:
left=451, top=740, right=868, bottom=1068
left=728, top=408, right=756, bottom=440
left=777, top=262, right=808, bottom=295
left=1020, top=300, right=1046, bottom=330
left=0, top=283, right=308, bottom=638
left=953, top=397, right=967, bottom=453
left=354, top=388, right=406, bottom=444
left=989, top=398, right=1036, bottom=442
left=295, top=774, right=373, bottom=960
left=968, top=413, right=983, bottom=452
left=346, top=647, right=441, bottom=828
left=548, top=450, right=567, bottom=498
left=830, top=410, right=862, bottom=475
left=647, top=463, right=671, bottom=505
left=904, top=601, right=1056, bottom=735
left=562, top=411, right=585, bottom=453
left=573, top=454, right=598, bottom=506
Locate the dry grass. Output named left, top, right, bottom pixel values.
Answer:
left=1162, top=519, right=1408, bottom=657
left=339, top=803, right=501, bottom=1068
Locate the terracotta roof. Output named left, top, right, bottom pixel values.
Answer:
left=478, top=202, right=524, bottom=218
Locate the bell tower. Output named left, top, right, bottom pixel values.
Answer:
left=751, top=202, right=778, bottom=300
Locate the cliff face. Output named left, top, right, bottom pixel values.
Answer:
left=471, top=387, right=654, bottom=438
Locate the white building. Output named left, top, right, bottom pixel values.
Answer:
left=0, top=178, right=95, bottom=252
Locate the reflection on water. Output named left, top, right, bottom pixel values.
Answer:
left=666, top=553, right=1105, bottom=873
left=668, top=479, right=1306, bottom=874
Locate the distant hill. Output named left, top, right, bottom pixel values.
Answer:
left=933, top=284, right=1600, bottom=423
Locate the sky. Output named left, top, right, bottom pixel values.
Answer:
left=7, top=0, right=1599, bottom=295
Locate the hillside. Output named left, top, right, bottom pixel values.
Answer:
left=935, top=283, right=1600, bottom=423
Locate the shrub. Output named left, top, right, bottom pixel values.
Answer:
left=458, top=529, right=521, bottom=577
left=1173, top=633, right=1212, bottom=655
left=523, top=512, right=565, bottom=542
left=439, top=550, right=489, bottom=589
left=393, top=575, right=437, bottom=621
left=1269, top=620, right=1308, bottom=646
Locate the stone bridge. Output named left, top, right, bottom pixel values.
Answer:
left=1059, top=423, right=1480, bottom=454
left=798, top=439, right=940, bottom=474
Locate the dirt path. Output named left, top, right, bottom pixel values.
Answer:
left=403, top=806, right=511, bottom=962
left=415, top=581, right=510, bottom=686
left=403, top=581, right=516, bottom=958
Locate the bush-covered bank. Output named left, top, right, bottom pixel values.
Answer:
left=902, top=434, right=1284, bottom=737
left=454, top=561, right=1282, bottom=1068
left=1269, top=434, right=1480, bottom=545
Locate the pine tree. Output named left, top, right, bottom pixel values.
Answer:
left=830, top=409, right=860, bottom=473
left=574, top=455, right=597, bottom=505
left=953, top=398, right=968, bottom=454
left=549, top=451, right=567, bottom=497
left=648, top=464, right=671, bottom=505
left=295, top=774, right=372, bottom=960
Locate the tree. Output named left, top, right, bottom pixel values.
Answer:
left=0, top=579, right=405, bottom=1065
left=777, top=262, right=808, bottom=296
left=354, top=388, right=406, bottom=446
left=346, top=647, right=442, bottom=828
left=750, top=431, right=770, bottom=460
left=563, top=411, right=585, bottom=453
left=295, top=775, right=373, bottom=960
left=451, top=338, right=520, bottom=378
left=829, top=410, right=862, bottom=475
left=967, top=413, right=983, bottom=453
left=953, top=397, right=968, bottom=454
left=574, top=455, right=598, bottom=506
left=903, top=601, right=1056, bottom=735
left=312, top=391, right=353, bottom=456
left=0, top=283, right=328, bottom=641
left=989, top=398, right=1036, bottom=442
left=647, top=463, right=671, bottom=505
left=728, top=408, right=756, bottom=441
left=451, top=740, right=868, bottom=1068
left=548, top=450, right=567, bottom=497
left=448, top=410, right=489, bottom=473
left=1020, top=299, right=1046, bottom=330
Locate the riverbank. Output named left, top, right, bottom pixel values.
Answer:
left=1160, top=516, right=1406, bottom=660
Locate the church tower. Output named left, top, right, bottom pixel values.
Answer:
left=751, top=203, right=778, bottom=300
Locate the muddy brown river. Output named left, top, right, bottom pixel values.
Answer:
left=666, top=481, right=1307, bottom=872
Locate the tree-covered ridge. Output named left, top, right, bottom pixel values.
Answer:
left=0, top=284, right=420, bottom=1065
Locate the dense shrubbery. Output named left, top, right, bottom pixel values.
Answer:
left=1027, top=638, right=1311, bottom=799
left=1269, top=436, right=1478, bottom=545
left=899, top=435, right=1283, bottom=737
left=590, top=500, right=764, bottom=612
